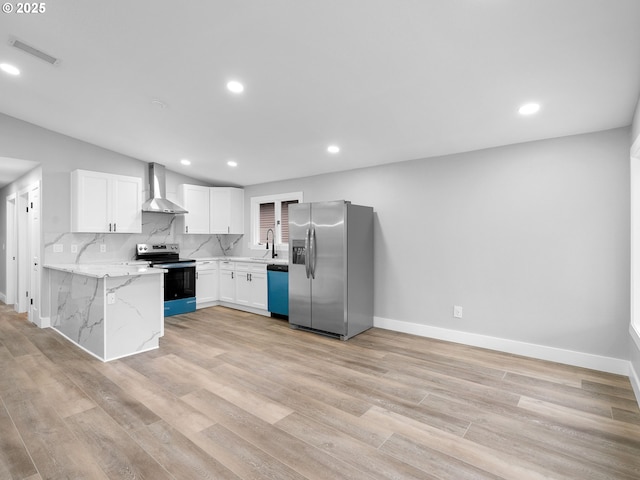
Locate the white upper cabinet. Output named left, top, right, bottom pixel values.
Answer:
left=178, top=184, right=210, bottom=234
left=178, top=185, right=244, bottom=235
left=71, top=170, right=142, bottom=233
left=210, top=187, right=244, bottom=234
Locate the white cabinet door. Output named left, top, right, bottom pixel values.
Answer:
left=71, top=170, right=141, bottom=233
left=196, top=263, right=219, bottom=306
left=72, top=170, right=110, bottom=232
left=210, top=187, right=244, bottom=234
left=179, top=184, right=210, bottom=234
left=249, top=271, right=268, bottom=310
left=235, top=272, right=251, bottom=306
left=235, top=262, right=267, bottom=309
left=219, top=266, right=236, bottom=302
left=112, top=175, right=142, bottom=233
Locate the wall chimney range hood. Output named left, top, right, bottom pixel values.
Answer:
left=142, top=162, right=189, bottom=214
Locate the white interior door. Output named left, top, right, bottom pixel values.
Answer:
left=5, top=194, right=17, bottom=306
left=28, top=184, right=40, bottom=323
left=17, top=189, right=28, bottom=313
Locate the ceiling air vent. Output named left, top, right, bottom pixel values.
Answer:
left=9, top=38, right=60, bottom=65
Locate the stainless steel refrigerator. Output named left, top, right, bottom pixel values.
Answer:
left=288, top=200, right=373, bottom=340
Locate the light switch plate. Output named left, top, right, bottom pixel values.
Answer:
left=53, top=244, right=63, bottom=253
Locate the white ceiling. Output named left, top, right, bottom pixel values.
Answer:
left=0, top=157, right=39, bottom=189
left=0, top=1, right=639, bottom=187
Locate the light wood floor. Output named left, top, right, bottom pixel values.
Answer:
left=1, top=303, right=639, bottom=480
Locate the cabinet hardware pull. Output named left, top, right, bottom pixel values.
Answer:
left=186, top=225, right=189, bottom=233
left=114, top=223, right=116, bottom=232
left=109, top=223, right=112, bottom=232
left=231, top=271, right=234, bottom=279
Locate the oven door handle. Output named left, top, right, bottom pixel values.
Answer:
left=154, top=262, right=196, bottom=269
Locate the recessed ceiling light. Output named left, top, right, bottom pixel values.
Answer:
left=327, top=145, right=340, bottom=154
left=227, top=160, right=238, bottom=167
left=226, top=81, right=244, bottom=94
left=518, top=102, right=540, bottom=115
left=0, top=63, right=20, bottom=76
left=180, top=159, right=191, bottom=166
left=151, top=99, right=167, bottom=109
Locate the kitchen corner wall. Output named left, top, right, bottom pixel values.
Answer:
left=0, top=113, right=242, bottom=315
left=242, top=127, right=631, bottom=366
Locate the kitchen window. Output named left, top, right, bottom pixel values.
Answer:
left=250, top=192, right=303, bottom=250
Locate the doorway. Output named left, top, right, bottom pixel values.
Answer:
left=5, top=194, right=16, bottom=306
left=7, top=181, right=41, bottom=323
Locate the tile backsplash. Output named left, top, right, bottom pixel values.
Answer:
left=44, top=212, right=243, bottom=264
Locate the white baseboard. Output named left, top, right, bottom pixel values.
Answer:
left=629, top=361, right=640, bottom=407
left=38, top=315, right=51, bottom=328
left=374, top=316, right=630, bottom=376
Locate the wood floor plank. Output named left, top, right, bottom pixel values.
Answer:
left=65, top=407, right=174, bottom=480
left=464, top=421, right=636, bottom=480
left=4, top=394, right=109, bottom=479
left=154, top=353, right=294, bottom=424
left=422, top=392, right=640, bottom=477
left=194, top=423, right=308, bottom=480
left=0, top=400, right=38, bottom=480
left=362, top=405, right=576, bottom=480
left=18, top=354, right=96, bottom=419
left=276, top=411, right=435, bottom=480
left=2, top=303, right=639, bottom=479
left=212, top=362, right=394, bottom=448
left=94, top=359, right=215, bottom=437
left=182, top=388, right=378, bottom=480
left=379, top=433, right=503, bottom=480
left=129, top=420, right=241, bottom=480
left=62, top=358, right=162, bottom=430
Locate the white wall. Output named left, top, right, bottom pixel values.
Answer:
left=242, top=128, right=631, bottom=367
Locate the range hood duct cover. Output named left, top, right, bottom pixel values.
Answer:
left=142, top=163, right=188, bottom=214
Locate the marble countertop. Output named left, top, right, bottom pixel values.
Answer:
left=195, top=256, right=288, bottom=265
left=44, top=263, right=165, bottom=278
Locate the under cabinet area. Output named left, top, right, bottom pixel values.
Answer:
left=71, top=169, right=142, bottom=233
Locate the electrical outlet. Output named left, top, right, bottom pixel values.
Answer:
left=71, top=244, right=78, bottom=253
left=100, top=244, right=107, bottom=253
left=53, top=244, right=63, bottom=253
left=453, top=305, right=463, bottom=318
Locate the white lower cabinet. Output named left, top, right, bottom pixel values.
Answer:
left=196, top=261, right=218, bottom=308
left=219, top=261, right=236, bottom=303
left=194, top=260, right=270, bottom=314
left=235, top=262, right=268, bottom=310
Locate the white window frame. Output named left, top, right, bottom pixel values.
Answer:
left=249, top=191, right=303, bottom=251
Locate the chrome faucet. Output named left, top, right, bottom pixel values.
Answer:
left=266, top=228, right=277, bottom=259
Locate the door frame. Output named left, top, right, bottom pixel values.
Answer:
left=5, top=193, right=17, bottom=306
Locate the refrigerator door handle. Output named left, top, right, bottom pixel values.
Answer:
left=304, top=228, right=311, bottom=279
left=310, top=227, right=317, bottom=279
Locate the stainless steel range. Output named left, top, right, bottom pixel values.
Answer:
left=136, top=243, right=196, bottom=316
